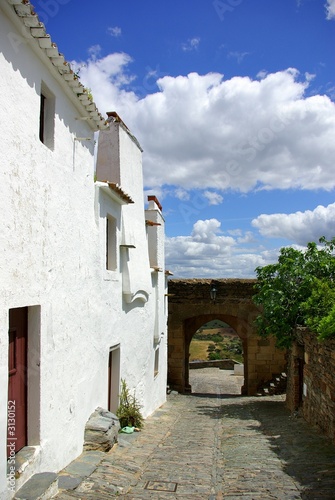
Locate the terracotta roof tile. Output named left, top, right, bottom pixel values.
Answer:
left=6, top=0, right=108, bottom=131
left=107, top=182, right=134, bottom=204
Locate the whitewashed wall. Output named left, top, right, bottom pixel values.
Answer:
left=0, top=8, right=167, bottom=499
left=96, top=118, right=168, bottom=416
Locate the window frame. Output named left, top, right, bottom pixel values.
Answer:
left=106, top=214, right=117, bottom=272
left=39, top=82, right=55, bottom=150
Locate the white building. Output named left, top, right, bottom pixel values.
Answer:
left=0, top=2, right=167, bottom=498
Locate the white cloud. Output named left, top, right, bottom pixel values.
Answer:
left=237, top=231, right=256, bottom=244
left=165, top=204, right=335, bottom=277
left=252, top=203, right=335, bottom=245
left=227, top=51, right=250, bottom=63
left=87, top=44, right=102, bottom=60
left=73, top=51, right=138, bottom=112
left=174, top=188, right=190, bottom=201
left=165, top=219, right=277, bottom=278
left=203, top=191, right=223, bottom=205
left=192, top=219, right=226, bottom=243
left=76, top=57, right=335, bottom=194
left=182, top=37, right=200, bottom=52
left=326, top=0, right=335, bottom=19
left=256, top=69, right=268, bottom=79
left=108, top=26, right=122, bottom=37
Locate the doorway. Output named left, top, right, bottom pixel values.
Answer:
left=108, top=345, right=120, bottom=414
left=8, top=307, right=28, bottom=455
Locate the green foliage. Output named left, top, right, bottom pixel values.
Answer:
left=116, top=379, right=144, bottom=429
left=204, top=337, right=243, bottom=362
left=301, top=278, right=335, bottom=333
left=318, top=305, right=335, bottom=340
left=194, top=332, right=223, bottom=342
left=225, top=337, right=243, bottom=355
left=207, top=342, right=216, bottom=351
left=208, top=351, right=222, bottom=360
left=254, top=237, right=335, bottom=346
left=85, top=87, right=93, bottom=101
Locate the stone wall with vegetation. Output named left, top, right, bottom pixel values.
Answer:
left=286, top=328, right=335, bottom=445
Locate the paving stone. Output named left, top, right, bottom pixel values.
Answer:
left=58, top=475, right=82, bottom=490
left=15, top=472, right=58, bottom=499
left=62, top=460, right=97, bottom=477
left=55, top=369, right=335, bottom=499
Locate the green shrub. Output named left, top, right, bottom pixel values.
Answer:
left=208, top=351, right=222, bottom=360
left=116, top=379, right=144, bottom=429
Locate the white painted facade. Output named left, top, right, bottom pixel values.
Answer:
left=0, top=3, right=167, bottom=498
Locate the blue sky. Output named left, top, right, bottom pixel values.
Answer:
left=35, top=0, right=335, bottom=278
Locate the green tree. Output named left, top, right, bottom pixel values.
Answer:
left=301, top=278, right=335, bottom=332
left=318, top=305, right=335, bottom=340
left=254, top=237, right=335, bottom=347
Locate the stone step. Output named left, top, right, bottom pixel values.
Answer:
left=14, top=472, right=58, bottom=500
left=9, top=446, right=41, bottom=493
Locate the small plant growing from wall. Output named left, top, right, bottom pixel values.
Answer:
left=116, top=379, right=144, bottom=429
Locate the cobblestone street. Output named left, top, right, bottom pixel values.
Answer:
left=55, top=369, right=335, bottom=499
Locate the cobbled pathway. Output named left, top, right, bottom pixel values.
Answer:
left=55, top=369, right=335, bottom=499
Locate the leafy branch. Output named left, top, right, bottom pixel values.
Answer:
left=254, top=237, right=335, bottom=346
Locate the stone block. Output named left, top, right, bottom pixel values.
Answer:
left=234, top=364, right=244, bottom=376
left=84, top=407, right=120, bottom=452
left=257, top=339, right=270, bottom=347
left=256, top=353, right=273, bottom=361
left=15, top=472, right=58, bottom=500
left=247, top=346, right=260, bottom=355
left=256, top=365, right=272, bottom=374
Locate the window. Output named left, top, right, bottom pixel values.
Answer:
left=39, top=82, right=55, bottom=150
left=106, top=215, right=117, bottom=271
left=154, top=347, right=159, bottom=377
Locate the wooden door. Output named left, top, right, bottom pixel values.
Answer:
left=8, top=307, right=28, bottom=455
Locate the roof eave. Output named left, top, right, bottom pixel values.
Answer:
left=3, top=0, right=108, bottom=131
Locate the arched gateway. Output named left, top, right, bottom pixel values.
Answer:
left=167, top=279, right=286, bottom=395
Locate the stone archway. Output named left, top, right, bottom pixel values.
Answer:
left=167, top=279, right=287, bottom=396
left=185, top=314, right=248, bottom=394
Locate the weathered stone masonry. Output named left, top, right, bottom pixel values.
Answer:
left=286, top=329, right=335, bottom=445
left=167, top=278, right=287, bottom=395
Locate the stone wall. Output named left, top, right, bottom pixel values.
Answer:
left=286, top=329, right=335, bottom=445
left=168, top=279, right=287, bottom=395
